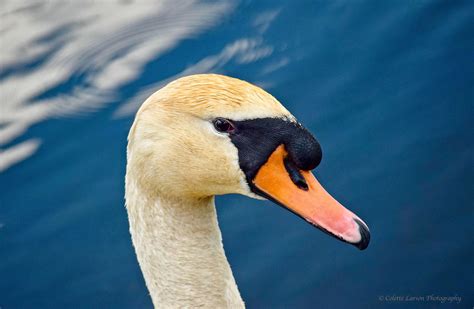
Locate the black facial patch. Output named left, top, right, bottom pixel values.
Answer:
left=225, top=117, right=322, bottom=188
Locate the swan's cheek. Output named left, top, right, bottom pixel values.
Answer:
left=150, top=142, right=247, bottom=197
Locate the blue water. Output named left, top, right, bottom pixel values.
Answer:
left=1, top=1, right=473, bottom=308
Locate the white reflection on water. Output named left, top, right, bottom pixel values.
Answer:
left=1, top=0, right=240, bottom=171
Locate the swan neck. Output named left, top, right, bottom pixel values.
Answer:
left=126, top=187, right=244, bottom=308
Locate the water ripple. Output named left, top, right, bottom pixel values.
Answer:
left=0, top=0, right=235, bottom=170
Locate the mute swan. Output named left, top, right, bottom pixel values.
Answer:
left=125, top=74, right=370, bottom=308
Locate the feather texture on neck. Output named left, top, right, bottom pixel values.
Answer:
left=125, top=177, right=244, bottom=308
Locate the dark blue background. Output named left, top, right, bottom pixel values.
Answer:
left=1, top=1, right=473, bottom=308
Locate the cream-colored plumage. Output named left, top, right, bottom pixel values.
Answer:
left=125, top=74, right=292, bottom=307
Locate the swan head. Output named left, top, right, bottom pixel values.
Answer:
left=127, top=74, right=370, bottom=250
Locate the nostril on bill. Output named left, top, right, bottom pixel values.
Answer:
left=283, top=156, right=308, bottom=190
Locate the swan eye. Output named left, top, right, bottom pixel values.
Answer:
left=213, top=118, right=235, bottom=133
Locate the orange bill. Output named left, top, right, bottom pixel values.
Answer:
left=253, top=145, right=370, bottom=249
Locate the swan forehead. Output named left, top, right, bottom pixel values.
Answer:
left=152, top=74, right=294, bottom=120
